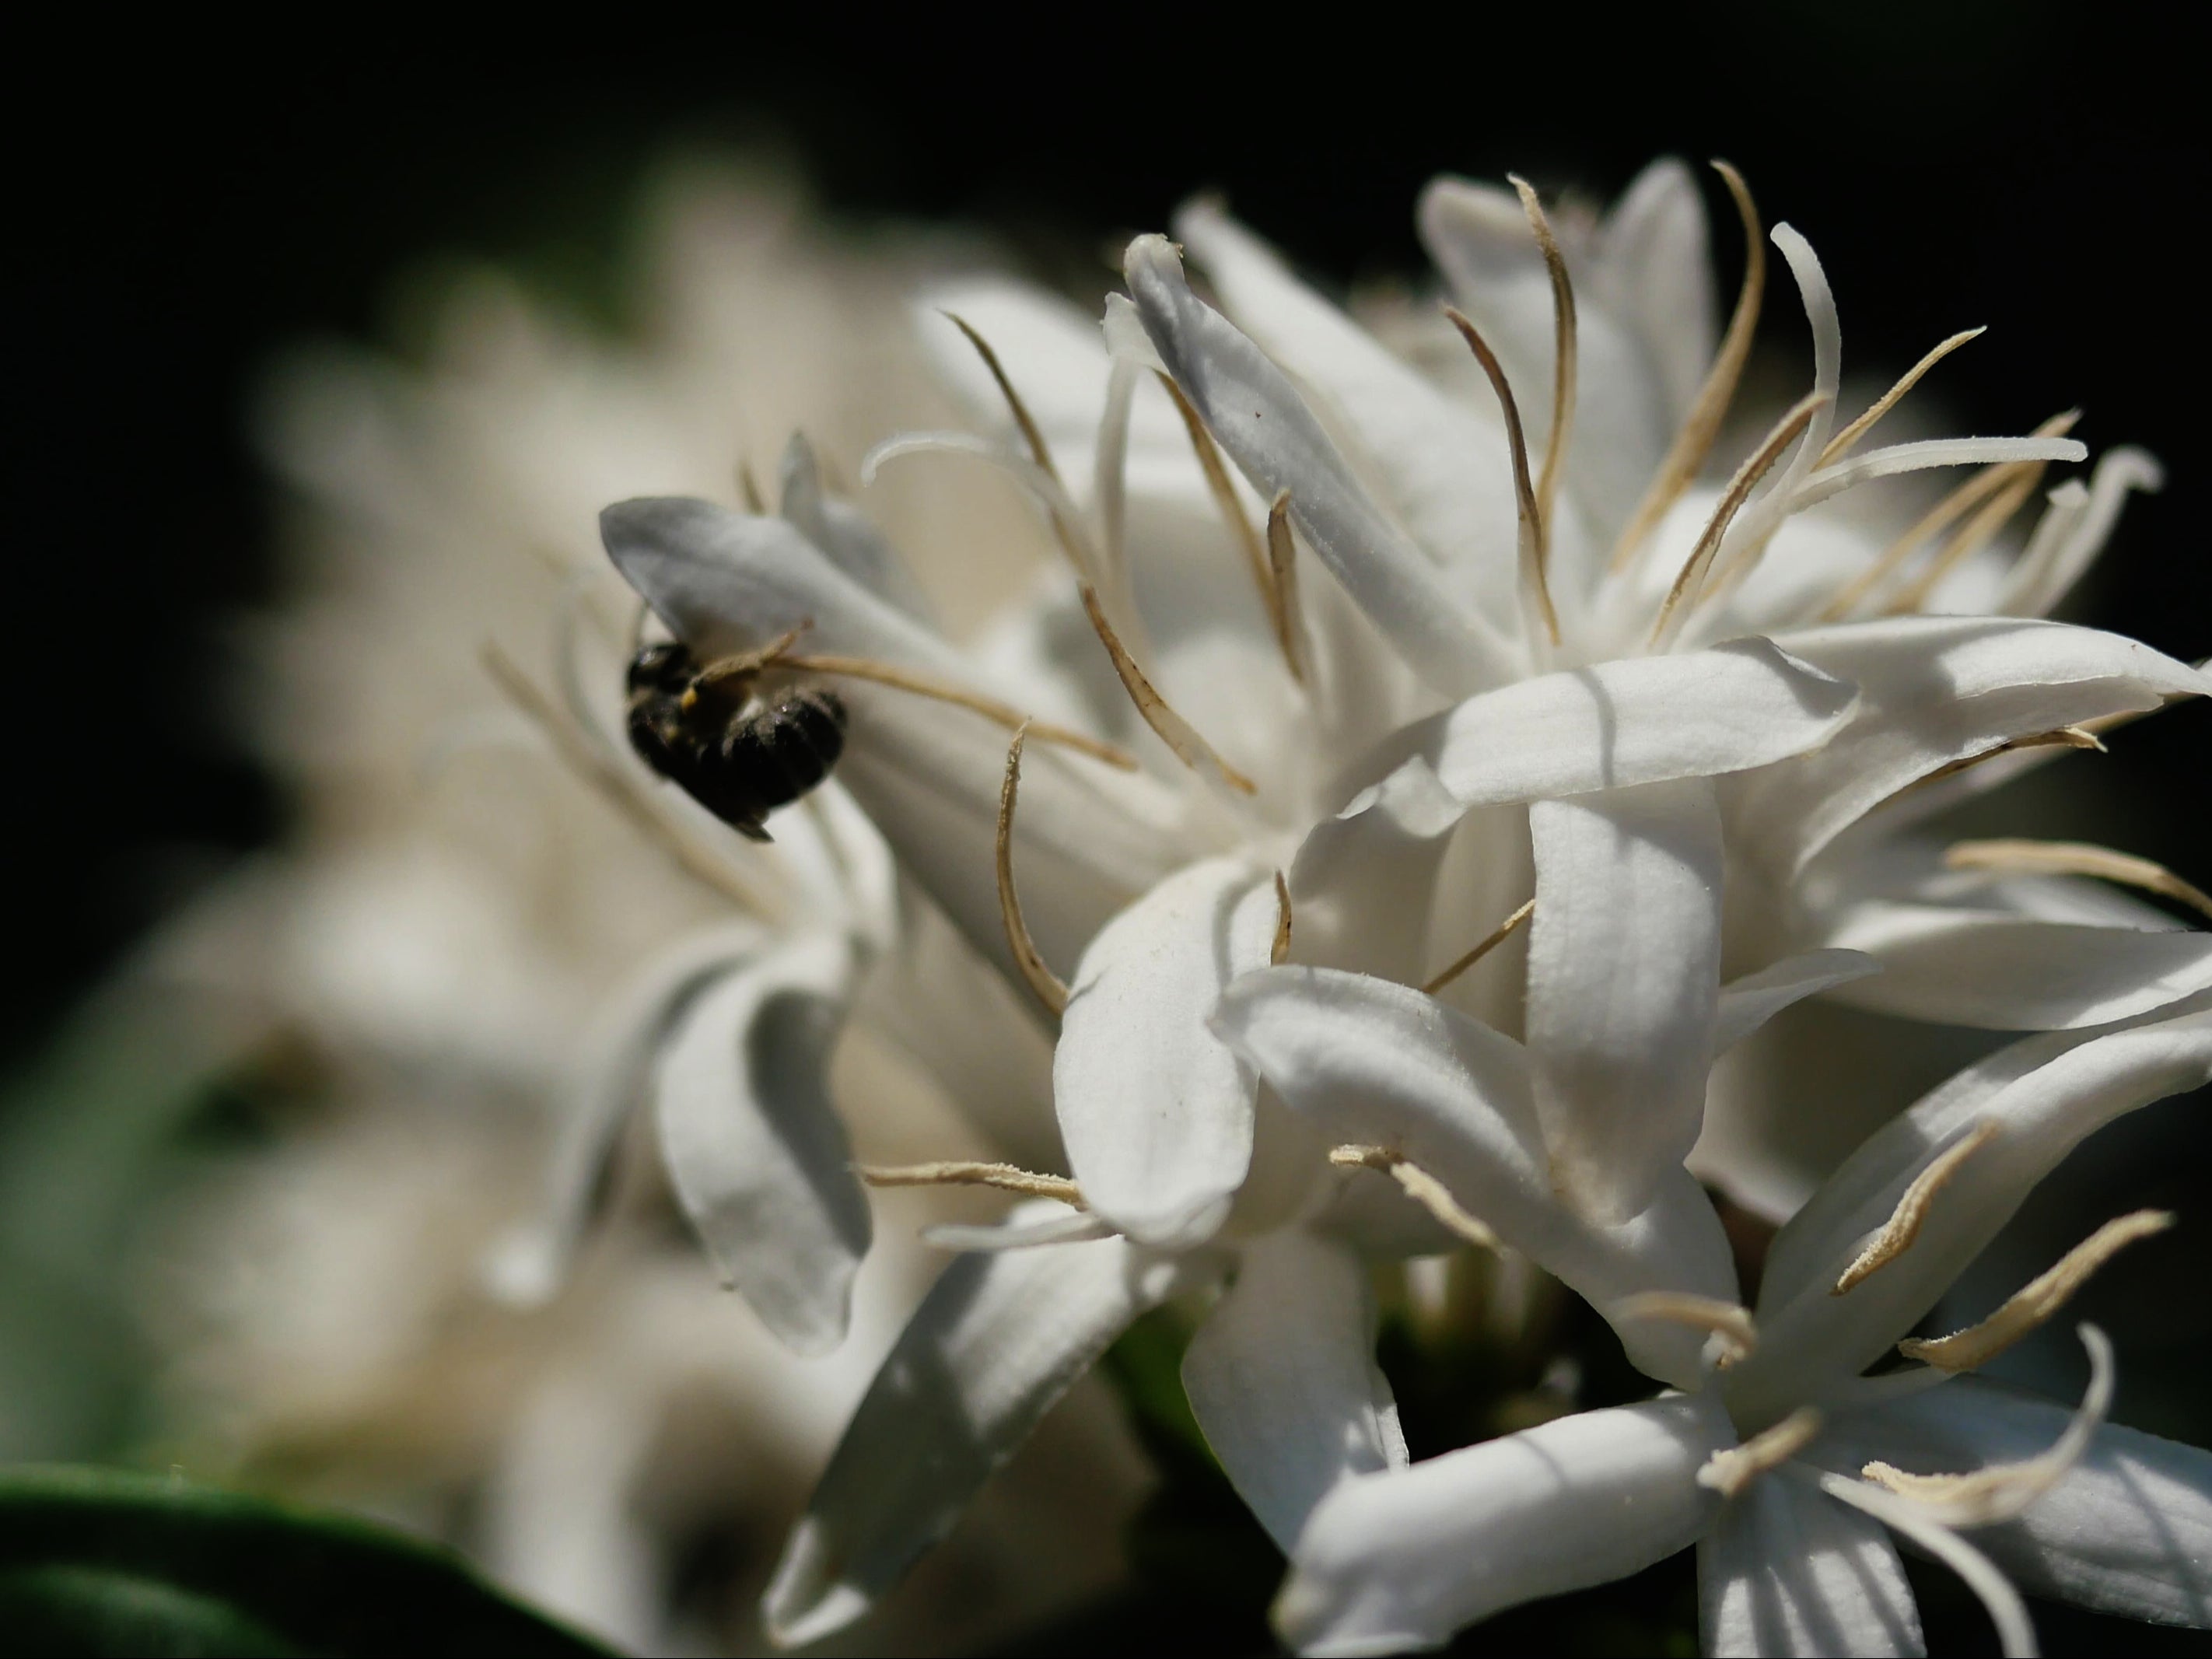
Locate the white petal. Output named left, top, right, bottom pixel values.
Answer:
left=1057, top=859, right=1279, bottom=1246
left=601, top=496, right=1193, bottom=979
left=1745, top=1009, right=2212, bottom=1401
left=1423, top=636, right=1857, bottom=808
left=1213, top=966, right=1738, bottom=1386
left=1699, top=1475, right=1923, bottom=1657
left=1183, top=1229, right=1405, bottom=1554
left=1712, top=949, right=1884, bottom=1055
left=1591, top=158, right=1717, bottom=429
left=1277, top=1395, right=1733, bottom=1655
left=1124, top=233, right=1515, bottom=696
left=1819, top=903, right=2212, bottom=1030
left=1173, top=200, right=1522, bottom=627
left=922, top=1204, right=1117, bottom=1252
left=1527, top=780, right=1721, bottom=1220
left=1997, top=448, right=2163, bottom=618
left=482, top=924, right=764, bottom=1307
left=1832, top=1376, right=2212, bottom=1627
left=1793, top=436, right=2090, bottom=513
left=652, top=933, right=869, bottom=1355
left=1288, top=758, right=1458, bottom=982
left=1739, top=616, right=2210, bottom=876
left=776, top=432, right=933, bottom=620
left=764, top=1226, right=1196, bottom=1645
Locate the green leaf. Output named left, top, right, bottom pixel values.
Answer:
left=0, top=1465, right=614, bottom=1657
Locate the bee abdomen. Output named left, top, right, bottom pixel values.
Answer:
left=727, top=688, right=848, bottom=807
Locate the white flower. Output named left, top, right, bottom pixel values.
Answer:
left=1216, top=960, right=2212, bottom=1654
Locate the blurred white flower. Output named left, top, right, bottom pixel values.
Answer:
left=138, top=162, right=1143, bottom=1652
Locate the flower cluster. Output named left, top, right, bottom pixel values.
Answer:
left=593, top=159, right=2212, bottom=1654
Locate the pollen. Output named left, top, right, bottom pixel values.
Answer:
left=1899, top=1212, right=2172, bottom=1372
left=1697, top=1407, right=1823, bottom=1497
left=1834, top=1119, right=2001, bottom=1294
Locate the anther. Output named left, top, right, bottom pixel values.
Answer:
left=860, top=1160, right=1085, bottom=1206
left=1265, top=490, right=1307, bottom=684
left=1079, top=585, right=1258, bottom=795
left=737, top=459, right=768, bottom=513
left=1834, top=1120, right=2000, bottom=1294
left=1271, top=870, right=1293, bottom=966
left=1611, top=161, right=1766, bottom=572
left=1328, top=1145, right=1497, bottom=1249
left=1818, top=327, right=1986, bottom=467
left=1697, top=1407, right=1823, bottom=1497
left=1422, top=898, right=1536, bottom=996
left=1615, top=1292, right=1759, bottom=1367
left=1158, top=371, right=1277, bottom=635
left=1886, top=726, right=2105, bottom=807
left=1510, top=175, right=1578, bottom=534
left=1650, top=391, right=1827, bottom=646
left=1444, top=306, right=1559, bottom=646
left=1900, top=1214, right=2172, bottom=1372
left=1944, top=839, right=2212, bottom=925
left=997, top=725, right=1071, bottom=1018
left=943, top=311, right=1062, bottom=482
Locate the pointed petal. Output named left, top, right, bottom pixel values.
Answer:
left=1288, top=757, right=1458, bottom=982
left=482, top=924, right=765, bottom=1306
left=777, top=432, right=933, bottom=620
left=1713, top=949, right=1883, bottom=1055
left=1819, top=903, right=2212, bottom=1030
left=764, top=1227, right=1196, bottom=1645
left=602, top=496, right=1192, bottom=980
left=1124, top=234, right=1514, bottom=696
left=1183, top=1229, right=1405, bottom=1555
left=652, top=933, right=869, bottom=1355
left=1527, top=779, right=1721, bottom=1220
left=1592, top=158, right=1717, bottom=429
left=1422, top=636, right=1857, bottom=808
left=1057, top=859, right=1279, bottom=1246
left=1740, top=617, right=2210, bottom=877
left=1276, top=1395, right=1732, bottom=1654
left=1213, top=966, right=1737, bottom=1385
left=1827, top=1376, right=2212, bottom=1627
left=1745, top=1009, right=2212, bottom=1399
left=1172, top=200, right=1522, bottom=627
left=1699, top=1475, right=1924, bottom=1656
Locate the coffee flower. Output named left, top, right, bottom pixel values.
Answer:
left=1220, top=965, right=2212, bottom=1654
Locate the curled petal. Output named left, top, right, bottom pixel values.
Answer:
left=1712, top=949, right=1883, bottom=1055
left=1277, top=1395, right=1734, bottom=1654
left=1056, top=859, right=1279, bottom=1246
left=1182, top=1229, right=1406, bottom=1554
left=1698, top=1473, right=1923, bottom=1657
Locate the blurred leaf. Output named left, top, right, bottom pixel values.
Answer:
left=0, top=1465, right=612, bottom=1657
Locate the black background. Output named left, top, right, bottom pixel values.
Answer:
left=12, top=4, right=2208, bottom=1062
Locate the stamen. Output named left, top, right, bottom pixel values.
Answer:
left=1697, top=1407, right=1822, bottom=1496
left=1422, top=898, right=1536, bottom=995
left=1610, top=161, right=1766, bottom=572
left=1329, top=1145, right=1498, bottom=1249
left=1265, top=490, right=1308, bottom=684
left=1868, top=1325, right=2115, bottom=1527
left=1883, top=452, right=2056, bottom=615
left=1157, top=370, right=1278, bottom=630
left=1271, top=870, right=1293, bottom=966
left=1834, top=1119, right=2000, bottom=1293
left=478, top=642, right=774, bottom=917
left=1885, top=726, right=2105, bottom=807
left=1444, top=306, right=1559, bottom=646
left=1649, top=391, right=1827, bottom=646
left=737, top=459, right=768, bottom=513
left=1817, top=411, right=2078, bottom=622
left=1078, top=586, right=1258, bottom=794
left=1817, top=327, right=1986, bottom=467
left=1510, top=175, right=1578, bottom=531
left=996, top=725, right=1070, bottom=1018
left=1615, top=1292, right=1759, bottom=1367
left=860, top=1160, right=1084, bottom=1206
left=1944, top=839, right=2212, bottom=925
left=1900, top=1215, right=2171, bottom=1372
left=943, top=311, right=1062, bottom=482
left=703, top=648, right=1136, bottom=772
left=686, top=623, right=811, bottom=708
left=1815, top=1471, right=2039, bottom=1657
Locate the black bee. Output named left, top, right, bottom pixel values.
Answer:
left=625, top=639, right=847, bottom=842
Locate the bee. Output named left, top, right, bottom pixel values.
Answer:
left=625, top=639, right=847, bottom=842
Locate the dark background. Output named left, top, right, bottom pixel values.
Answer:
left=11, top=7, right=2207, bottom=1062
